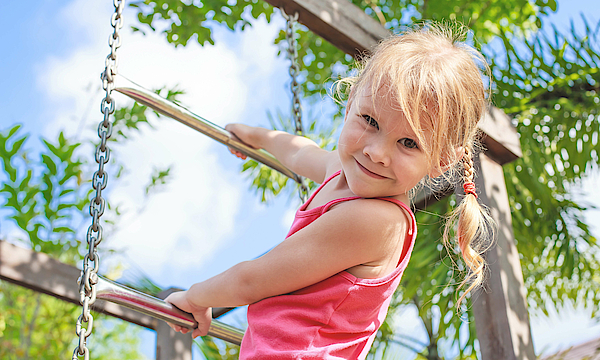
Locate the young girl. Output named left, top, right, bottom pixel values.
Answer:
left=166, top=23, right=493, bottom=359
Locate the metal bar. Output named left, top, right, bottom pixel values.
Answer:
left=113, top=76, right=302, bottom=184
left=96, top=276, right=245, bottom=346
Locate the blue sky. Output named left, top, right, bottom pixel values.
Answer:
left=1, top=0, right=599, bottom=359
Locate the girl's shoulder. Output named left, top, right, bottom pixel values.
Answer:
left=325, top=198, right=413, bottom=278
left=335, top=197, right=411, bottom=228
left=330, top=198, right=412, bottom=246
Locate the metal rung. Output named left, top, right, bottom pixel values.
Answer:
left=114, top=75, right=302, bottom=184
left=96, top=276, right=245, bottom=345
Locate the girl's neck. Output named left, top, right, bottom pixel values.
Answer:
left=303, top=170, right=355, bottom=211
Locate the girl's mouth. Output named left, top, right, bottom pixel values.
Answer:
left=355, top=159, right=387, bottom=179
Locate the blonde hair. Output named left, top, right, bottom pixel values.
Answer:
left=336, top=22, right=495, bottom=308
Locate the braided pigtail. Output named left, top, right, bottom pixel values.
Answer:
left=444, top=145, right=494, bottom=311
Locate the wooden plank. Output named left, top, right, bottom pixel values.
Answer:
left=0, top=240, right=157, bottom=330
left=156, top=320, right=192, bottom=360
left=465, top=152, right=535, bottom=360
left=265, top=0, right=521, bottom=165
left=479, top=107, right=522, bottom=165
left=156, top=289, right=192, bottom=360
left=263, top=0, right=390, bottom=57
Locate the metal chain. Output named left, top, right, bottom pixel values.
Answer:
left=72, top=1, right=124, bottom=359
left=281, top=10, right=303, bottom=136
left=281, top=9, right=309, bottom=202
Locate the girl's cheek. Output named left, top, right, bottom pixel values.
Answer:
left=345, top=133, right=364, bottom=148
left=348, top=122, right=368, bottom=140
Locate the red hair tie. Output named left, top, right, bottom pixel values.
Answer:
left=463, top=182, right=477, bottom=198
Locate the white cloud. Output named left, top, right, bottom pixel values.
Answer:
left=116, top=29, right=248, bottom=126
left=103, top=119, right=242, bottom=279
left=34, top=0, right=287, bottom=282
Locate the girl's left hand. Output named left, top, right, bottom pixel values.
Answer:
left=225, top=123, right=261, bottom=160
left=164, top=290, right=212, bottom=338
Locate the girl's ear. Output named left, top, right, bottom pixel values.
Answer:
left=429, top=146, right=464, bottom=178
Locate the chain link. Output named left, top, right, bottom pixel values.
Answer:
left=281, top=10, right=303, bottom=135
left=281, top=9, right=309, bottom=202
left=72, top=1, right=124, bottom=359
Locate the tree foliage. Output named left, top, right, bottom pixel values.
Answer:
left=0, top=125, right=88, bottom=264
left=128, top=0, right=600, bottom=358
left=0, top=281, right=145, bottom=360
left=0, top=88, right=183, bottom=359
left=496, top=18, right=600, bottom=316
left=0, top=122, right=148, bottom=359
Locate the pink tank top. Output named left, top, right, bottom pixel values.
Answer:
left=240, top=171, right=417, bottom=360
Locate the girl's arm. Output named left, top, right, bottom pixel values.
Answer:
left=165, top=199, right=408, bottom=337
left=225, top=123, right=336, bottom=183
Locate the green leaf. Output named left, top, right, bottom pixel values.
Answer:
left=59, top=189, right=74, bottom=197
left=57, top=203, right=75, bottom=212
left=53, top=227, right=74, bottom=233
left=0, top=125, right=27, bottom=182
left=41, top=154, right=57, bottom=175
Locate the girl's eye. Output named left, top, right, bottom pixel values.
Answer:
left=399, top=138, right=418, bottom=149
left=362, top=115, right=379, bottom=130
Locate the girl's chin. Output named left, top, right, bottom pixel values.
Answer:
left=347, top=182, right=384, bottom=198
left=347, top=181, right=410, bottom=200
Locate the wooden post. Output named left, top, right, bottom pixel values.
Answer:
left=465, top=151, right=536, bottom=360
left=156, top=288, right=193, bottom=360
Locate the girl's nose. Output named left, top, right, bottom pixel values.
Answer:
left=363, top=142, right=391, bottom=166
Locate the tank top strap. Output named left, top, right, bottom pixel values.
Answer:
left=321, top=195, right=415, bottom=238
left=321, top=195, right=361, bottom=214
left=323, top=197, right=414, bottom=236
left=311, top=171, right=416, bottom=237
left=321, top=195, right=416, bottom=269
left=316, top=171, right=361, bottom=213
left=323, top=170, right=342, bottom=184
left=299, top=170, right=343, bottom=211
left=305, top=171, right=416, bottom=269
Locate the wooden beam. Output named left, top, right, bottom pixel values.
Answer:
left=263, top=0, right=389, bottom=58
left=264, top=0, right=521, bottom=166
left=465, top=152, right=535, bottom=360
left=0, top=240, right=157, bottom=330
left=156, top=289, right=193, bottom=360
left=479, top=106, right=522, bottom=165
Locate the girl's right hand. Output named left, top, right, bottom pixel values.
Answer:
left=225, top=123, right=261, bottom=160
left=164, top=290, right=212, bottom=339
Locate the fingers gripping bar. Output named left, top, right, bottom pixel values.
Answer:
left=96, top=276, right=245, bottom=345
